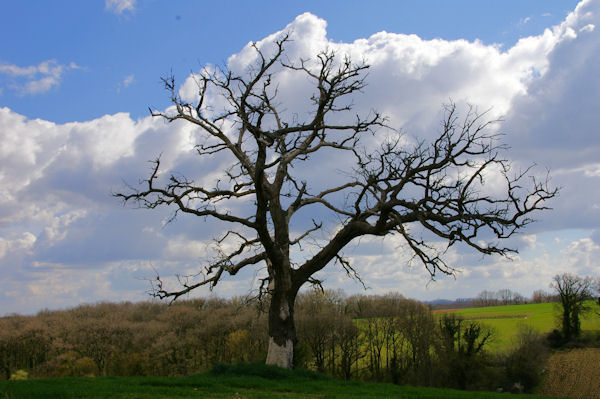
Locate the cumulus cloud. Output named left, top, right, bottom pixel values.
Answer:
left=183, top=6, right=599, bottom=298
left=105, top=0, right=137, bottom=14
left=208, top=10, right=565, bottom=142
left=0, top=60, right=79, bottom=95
left=502, top=0, right=600, bottom=231
left=2, top=2, right=600, bottom=314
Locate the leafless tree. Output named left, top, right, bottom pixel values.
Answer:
left=532, top=289, right=556, bottom=303
left=116, top=35, right=557, bottom=368
left=474, top=290, right=499, bottom=307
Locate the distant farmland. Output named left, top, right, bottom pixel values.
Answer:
left=433, top=302, right=600, bottom=351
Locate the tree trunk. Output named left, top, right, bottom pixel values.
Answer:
left=265, top=285, right=297, bottom=368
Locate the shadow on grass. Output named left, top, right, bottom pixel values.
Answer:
left=210, top=362, right=330, bottom=381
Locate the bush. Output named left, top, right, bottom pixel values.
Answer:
left=503, top=325, right=549, bottom=393
left=73, top=357, right=98, bottom=377
left=546, top=328, right=565, bottom=348
left=9, top=370, right=28, bottom=381
left=44, top=351, right=99, bottom=377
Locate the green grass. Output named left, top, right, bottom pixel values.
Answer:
left=0, top=364, right=565, bottom=399
left=444, top=302, right=600, bottom=351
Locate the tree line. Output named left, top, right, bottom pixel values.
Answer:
left=0, top=290, right=558, bottom=393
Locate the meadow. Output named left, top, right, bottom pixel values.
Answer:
left=437, top=302, right=600, bottom=351
left=0, top=363, right=566, bottom=399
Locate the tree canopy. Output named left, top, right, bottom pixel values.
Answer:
left=551, top=273, right=595, bottom=340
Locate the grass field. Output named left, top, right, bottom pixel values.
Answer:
left=0, top=364, right=566, bottom=399
left=436, top=302, right=600, bottom=351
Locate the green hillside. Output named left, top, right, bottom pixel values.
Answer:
left=442, top=302, right=600, bottom=351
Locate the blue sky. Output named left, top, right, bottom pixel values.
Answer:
left=1, top=0, right=598, bottom=315
left=1, top=1, right=579, bottom=123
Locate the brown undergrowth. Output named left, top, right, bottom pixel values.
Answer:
left=540, top=348, right=600, bottom=399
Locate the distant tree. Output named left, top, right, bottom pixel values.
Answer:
left=474, top=290, right=498, bottom=307
left=116, top=35, right=557, bottom=368
left=512, top=292, right=527, bottom=305
left=532, top=289, right=555, bottom=303
left=498, top=288, right=513, bottom=305
left=399, top=300, right=435, bottom=385
left=365, top=312, right=391, bottom=381
left=551, top=273, right=595, bottom=340
left=335, top=315, right=362, bottom=380
left=0, top=316, right=50, bottom=380
left=296, top=291, right=338, bottom=373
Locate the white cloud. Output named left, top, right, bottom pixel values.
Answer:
left=122, top=74, right=134, bottom=87
left=501, top=0, right=600, bottom=232
left=519, top=16, right=532, bottom=26
left=0, top=60, right=79, bottom=95
left=0, top=232, right=36, bottom=260
left=43, top=209, right=88, bottom=245
left=105, top=0, right=137, bottom=14
left=580, top=23, right=596, bottom=32
left=2, top=2, right=600, bottom=314
left=117, top=74, right=135, bottom=93
left=164, top=236, right=209, bottom=260
left=562, top=238, right=600, bottom=276
left=0, top=260, right=150, bottom=315
left=0, top=64, right=38, bottom=76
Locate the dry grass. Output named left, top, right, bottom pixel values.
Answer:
left=540, top=348, right=600, bottom=399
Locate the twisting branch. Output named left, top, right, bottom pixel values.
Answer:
left=117, top=34, right=557, bottom=319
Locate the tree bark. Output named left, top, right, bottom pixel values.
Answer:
left=265, top=280, right=298, bottom=368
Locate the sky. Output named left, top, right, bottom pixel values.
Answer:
left=1, top=0, right=598, bottom=315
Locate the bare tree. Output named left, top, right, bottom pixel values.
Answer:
left=498, top=288, right=514, bottom=305
left=474, top=290, right=498, bottom=307
left=551, top=273, right=595, bottom=340
left=532, top=289, right=556, bottom=303
left=116, top=36, right=557, bottom=368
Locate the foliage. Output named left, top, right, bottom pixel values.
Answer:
left=551, top=273, right=596, bottom=341
left=433, top=314, right=494, bottom=390
left=1, top=292, right=598, bottom=394
left=0, top=298, right=268, bottom=381
left=8, top=370, right=27, bottom=381
left=503, top=325, right=549, bottom=393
